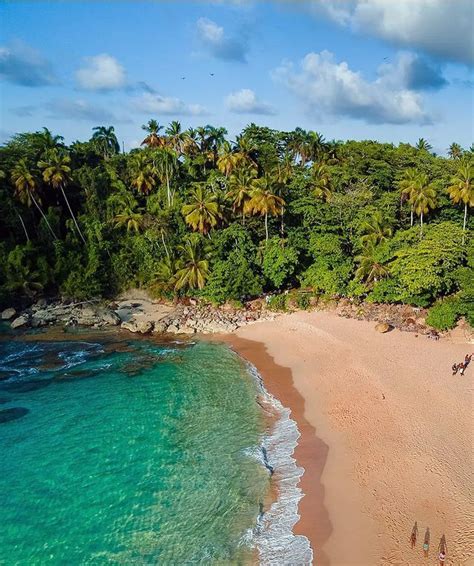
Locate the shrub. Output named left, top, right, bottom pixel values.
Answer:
left=295, top=292, right=311, bottom=310
left=267, top=293, right=288, bottom=311
left=426, top=298, right=462, bottom=330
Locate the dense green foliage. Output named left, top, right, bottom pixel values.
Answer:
left=0, top=123, right=472, bottom=328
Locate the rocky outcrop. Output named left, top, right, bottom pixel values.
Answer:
left=120, top=319, right=153, bottom=334
left=1, top=308, right=16, bottom=320
left=11, top=315, right=30, bottom=329
left=375, top=322, right=392, bottom=333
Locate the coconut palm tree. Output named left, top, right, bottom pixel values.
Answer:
left=409, top=173, right=437, bottom=236
left=306, top=131, right=327, bottom=163
left=234, top=135, right=258, bottom=170
left=447, top=159, right=473, bottom=244
left=448, top=142, right=463, bottom=160
left=355, top=244, right=390, bottom=286
left=227, top=167, right=257, bottom=223
left=113, top=208, right=143, bottom=234
left=174, top=238, right=210, bottom=291
left=91, top=126, right=120, bottom=159
left=416, top=138, right=432, bottom=152
left=360, top=211, right=392, bottom=246
left=141, top=119, right=166, bottom=148
left=11, top=159, right=58, bottom=241
left=152, top=148, right=178, bottom=206
left=182, top=184, right=223, bottom=235
left=129, top=153, right=156, bottom=195
left=245, top=176, right=285, bottom=241
left=38, top=149, right=86, bottom=244
left=399, top=168, right=421, bottom=226
left=217, top=141, right=238, bottom=177
left=165, top=121, right=187, bottom=154
left=312, top=163, right=332, bottom=202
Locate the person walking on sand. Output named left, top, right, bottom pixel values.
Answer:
left=438, top=534, right=447, bottom=565
left=423, top=528, right=430, bottom=557
left=452, top=363, right=459, bottom=375
left=410, top=522, right=418, bottom=548
left=459, top=361, right=466, bottom=376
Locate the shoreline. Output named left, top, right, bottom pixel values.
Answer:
left=224, top=335, right=332, bottom=565
left=225, top=310, right=473, bottom=565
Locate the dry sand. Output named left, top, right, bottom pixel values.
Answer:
left=226, top=310, right=473, bottom=565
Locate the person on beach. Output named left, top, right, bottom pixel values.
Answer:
left=452, top=363, right=459, bottom=375
left=438, top=535, right=447, bottom=565
left=459, top=361, right=466, bottom=376
left=410, top=522, right=418, bottom=548
left=423, top=528, right=430, bottom=557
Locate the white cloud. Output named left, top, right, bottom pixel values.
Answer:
left=75, top=54, right=126, bottom=91
left=131, top=92, right=207, bottom=116
left=311, top=0, right=473, bottom=65
left=274, top=50, right=431, bottom=124
left=0, top=40, right=57, bottom=86
left=196, top=17, right=247, bottom=62
left=225, top=89, right=276, bottom=115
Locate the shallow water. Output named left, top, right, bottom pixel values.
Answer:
left=0, top=336, right=270, bottom=564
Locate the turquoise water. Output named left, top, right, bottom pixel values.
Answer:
left=0, top=335, right=270, bottom=564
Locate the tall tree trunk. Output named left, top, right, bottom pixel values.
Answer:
left=420, top=211, right=424, bottom=237
left=280, top=208, right=285, bottom=237
left=60, top=185, right=86, bottom=245
left=161, top=230, right=170, bottom=259
left=17, top=212, right=30, bottom=242
left=29, top=190, right=58, bottom=241
left=410, top=208, right=414, bottom=226
left=462, top=203, right=467, bottom=245
left=265, top=212, right=269, bottom=241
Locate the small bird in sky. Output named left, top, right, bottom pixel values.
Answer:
left=210, top=73, right=215, bottom=76
left=181, top=76, right=186, bottom=80
left=383, top=57, right=389, bottom=61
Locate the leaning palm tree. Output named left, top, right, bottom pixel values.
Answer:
left=38, top=149, right=86, bottom=244
left=91, top=126, right=120, bottom=159
left=245, top=176, right=285, bottom=241
left=182, top=185, right=223, bottom=235
left=410, top=173, right=437, bottom=236
left=174, top=238, right=210, bottom=291
left=11, top=159, right=58, bottom=240
left=360, top=211, right=392, bottom=246
left=226, top=167, right=257, bottom=223
left=447, top=159, right=473, bottom=244
left=141, top=119, right=166, bottom=148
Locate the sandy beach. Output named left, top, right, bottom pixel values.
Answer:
left=226, top=311, right=473, bottom=565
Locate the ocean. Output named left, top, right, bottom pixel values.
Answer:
left=0, top=331, right=312, bottom=565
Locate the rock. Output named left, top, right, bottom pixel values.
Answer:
left=121, top=319, right=153, bottom=334
left=153, top=321, right=168, bottom=333
left=167, top=324, right=179, bottom=334
left=35, top=298, right=48, bottom=309
left=375, top=322, right=393, bottom=333
left=11, top=315, right=30, bottom=329
left=98, top=309, right=121, bottom=326
left=178, top=326, right=196, bottom=335
left=1, top=308, right=16, bottom=320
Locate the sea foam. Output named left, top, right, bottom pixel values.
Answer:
left=246, top=362, right=314, bottom=566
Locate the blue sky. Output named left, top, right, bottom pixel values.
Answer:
left=1, top=0, right=473, bottom=154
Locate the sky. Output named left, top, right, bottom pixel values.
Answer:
left=0, top=0, right=473, bottom=154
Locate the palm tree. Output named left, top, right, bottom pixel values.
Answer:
left=174, top=238, right=210, bottom=291
left=360, top=211, right=392, bottom=246
left=38, top=149, right=86, bottom=244
left=409, top=173, right=437, bottom=236
left=182, top=185, right=223, bottom=235
left=152, top=148, right=178, bottom=206
left=305, top=131, right=327, bottom=163
left=141, top=119, right=166, bottom=148
left=165, top=121, right=187, bottom=154
left=416, top=138, right=432, bottom=152
left=217, top=141, right=238, bottom=177
left=113, top=208, right=143, bottom=234
left=234, top=135, right=258, bottom=170
left=355, top=244, right=390, bottom=286
left=447, top=159, right=473, bottom=244
left=11, top=159, right=58, bottom=240
left=399, top=168, right=421, bottom=226
left=129, top=153, right=156, bottom=195
left=312, top=163, right=332, bottom=202
left=226, top=167, right=257, bottom=223
left=91, top=126, right=120, bottom=159
left=448, top=143, right=463, bottom=160
left=245, top=176, right=285, bottom=241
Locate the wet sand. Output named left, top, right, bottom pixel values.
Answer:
left=226, top=311, right=473, bottom=565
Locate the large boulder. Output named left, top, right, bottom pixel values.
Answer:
left=1, top=308, right=16, bottom=320
left=98, top=309, right=121, bottom=326
left=121, top=319, right=153, bottom=334
left=375, top=322, right=393, bottom=333
left=11, top=315, right=30, bottom=329
left=31, top=309, right=57, bottom=327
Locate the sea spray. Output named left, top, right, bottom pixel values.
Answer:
left=246, top=362, right=314, bottom=565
